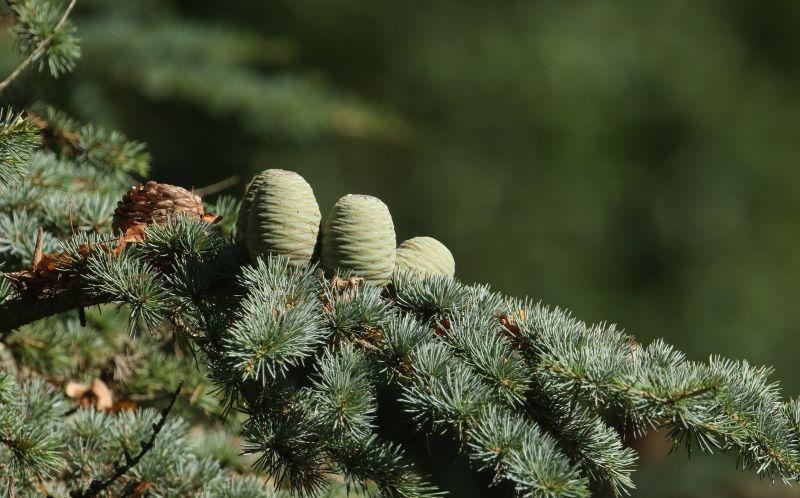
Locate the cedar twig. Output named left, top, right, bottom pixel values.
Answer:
left=0, top=232, right=136, bottom=336
left=194, top=175, right=240, bottom=196
left=0, top=0, right=78, bottom=93
left=69, top=381, right=184, bottom=498
left=0, top=219, right=200, bottom=335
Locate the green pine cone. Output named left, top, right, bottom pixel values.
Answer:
left=395, top=236, right=455, bottom=277
left=239, top=169, right=321, bottom=266
left=321, top=194, right=396, bottom=285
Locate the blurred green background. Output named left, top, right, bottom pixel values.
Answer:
left=3, top=0, right=800, bottom=495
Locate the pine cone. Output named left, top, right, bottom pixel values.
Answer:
left=238, top=169, right=321, bottom=266
left=396, top=236, right=455, bottom=277
left=321, top=194, right=396, bottom=285
left=112, top=181, right=204, bottom=234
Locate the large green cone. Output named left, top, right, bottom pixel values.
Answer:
left=395, top=236, right=455, bottom=277
left=321, top=194, right=396, bottom=285
left=238, top=169, right=321, bottom=266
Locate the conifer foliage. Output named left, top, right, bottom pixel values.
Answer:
left=1, top=2, right=800, bottom=497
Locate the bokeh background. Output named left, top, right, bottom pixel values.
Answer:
left=3, top=0, right=800, bottom=496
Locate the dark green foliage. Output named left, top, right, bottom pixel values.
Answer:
left=0, top=109, right=38, bottom=186
left=0, top=376, right=68, bottom=480
left=85, top=251, right=170, bottom=333
left=322, top=283, right=391, bottom=342
left=0, top=375, right=307, bottom=497
left=63, top=1, right=399, bottom=143
left=89, top=245, right=788, bottom=497
left=309, top=346, right=376, bottom=440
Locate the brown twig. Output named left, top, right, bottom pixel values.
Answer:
left=194, top=175, right=240, bottom=196
left=0, top=0, right=78, bottom=93
left=69, top=381, right=183, bottom=498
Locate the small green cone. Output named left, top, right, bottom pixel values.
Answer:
left=238, top=169, right=321, bottom=266
left=395, top=236, right=455, bottom=277
left=321, top=194, right=396, bottom=285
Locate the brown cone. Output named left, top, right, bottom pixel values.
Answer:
left=112, top=181, right=204, bottom=234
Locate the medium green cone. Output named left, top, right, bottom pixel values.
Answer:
left=395, top=236, right=455, bottom=277
left=238, top=169, right=321, bottom=266
left=321, top=194, right=396, bottom=285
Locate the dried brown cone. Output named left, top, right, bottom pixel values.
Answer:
left=112, top=181, right=204, bottom=234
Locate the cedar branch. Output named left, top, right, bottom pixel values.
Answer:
left=69, top=381, right=183, bottom=498
left=0, top=0, right=78, bottom=93
left=0, top=283, right=109, bottom=337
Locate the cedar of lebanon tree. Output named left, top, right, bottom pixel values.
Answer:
left=2, top=1, right=800, bottom=497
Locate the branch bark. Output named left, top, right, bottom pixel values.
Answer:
left=0, top=284, right=109, bottom=337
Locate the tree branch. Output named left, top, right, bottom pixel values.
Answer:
left=69, top=381, right=183, bottom=498
left=0, top=283, right=109, bottom=337
left=0, top=0, right=78, bottom=93
left=194, top=175, right=240, bottom=196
